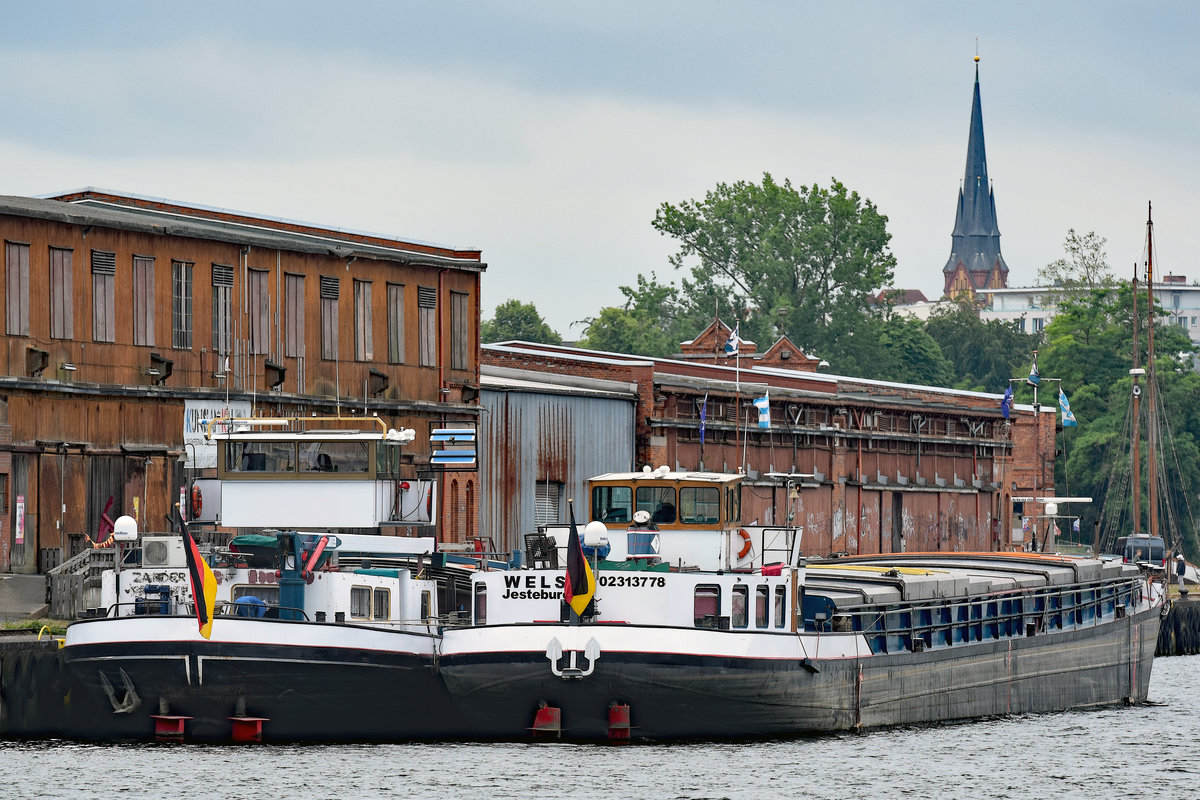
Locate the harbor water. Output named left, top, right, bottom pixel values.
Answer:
left=3, top=654, right=1197, bottom=800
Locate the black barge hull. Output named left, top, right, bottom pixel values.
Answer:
left=439, top=606, right=1161, bottom=740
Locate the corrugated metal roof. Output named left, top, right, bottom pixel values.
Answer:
left=0, top=194, right=485, bottom=272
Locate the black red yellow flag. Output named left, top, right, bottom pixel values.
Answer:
left=178, top=506, right=217, bottom=639
left=564, top=501, right=596, bottom=617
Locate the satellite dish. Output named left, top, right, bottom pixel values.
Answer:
left=113, top=515, right=139, bottom=542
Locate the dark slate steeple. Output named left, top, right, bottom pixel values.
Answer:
left=943, top=57, right=1009, bottom=297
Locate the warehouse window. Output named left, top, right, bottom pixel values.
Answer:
left=91, top=249, right=115, bottom=342
left=320, top=276, right=339, bottom=360
left=387, top=283, right=405, bottom=364
left=418, top=286, right=436, bottom=367
left=171, top=260, right=193, bottom=349
left=133, top=256, right=155, bottom=346
left=50, top=247, right=73, bottom=340
left=354, top=279, right=373, bottom=361
left=284, top=273, right=305, bottom=358
left=5, top=241, right=29, bottom=336
left=450, top=290, right=469, bottom=371
left=212, top=264, right=233, bottom=355
left=247, top=268, right=269, bottom=355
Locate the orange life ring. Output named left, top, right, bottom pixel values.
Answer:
left=191, top=484, right=203, bottom=518
left=737, top=529, right=752, bottom=560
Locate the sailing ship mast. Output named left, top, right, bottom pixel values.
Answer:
left=1145, top=203, right=1160, bottom=541
left=1130, top=262, right=1142, bottom=535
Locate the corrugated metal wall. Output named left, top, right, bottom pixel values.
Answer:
left=479, top=389, right=635, bottom=553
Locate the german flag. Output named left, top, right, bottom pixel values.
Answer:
left=178, top=507, right=217, bottom=639
left=564, top=502, right=596, bottom=617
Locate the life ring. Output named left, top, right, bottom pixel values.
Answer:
left=737, top=529, right=752, bottom=560
left=191, top=484, right=203, bottom=518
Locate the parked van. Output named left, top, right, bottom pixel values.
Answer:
left=1112, top=534, right=1166, bottom=568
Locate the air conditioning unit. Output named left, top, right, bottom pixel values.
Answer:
left=141, top=536, right=186, bottom=568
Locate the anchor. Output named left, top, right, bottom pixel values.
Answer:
left=546, top=636, right=601, bottom=679
left=99, top=668, right=141, bottom=714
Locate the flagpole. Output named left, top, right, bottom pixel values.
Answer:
left=735, top=324, right=741, bottom=474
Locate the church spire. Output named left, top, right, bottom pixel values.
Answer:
left=943, top=55, right=1009, bottom=298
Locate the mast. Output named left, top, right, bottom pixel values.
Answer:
left=1130, top=264, right=1142, bottom=535
left=1145, top=202, right=1159, bottom=540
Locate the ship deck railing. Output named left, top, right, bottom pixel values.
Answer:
left=811, top=576, right=1146, bottom=655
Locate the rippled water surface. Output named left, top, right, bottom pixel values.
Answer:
left=4, top=655, right=1197, bottom=800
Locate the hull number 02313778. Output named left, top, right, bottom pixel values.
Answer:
left=598, top=575, right=666, bottom=588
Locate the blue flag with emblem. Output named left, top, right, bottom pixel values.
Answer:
left=1001, top=385, right=1013, bottom=419
left=1059, top=389, right=1077, bottom=427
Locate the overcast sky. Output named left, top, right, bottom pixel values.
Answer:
left=3, top=2, right=1196, bottom=336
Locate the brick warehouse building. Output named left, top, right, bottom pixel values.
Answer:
left=0, top=189, right=484, bottom=574
left=482, top=320, right=1057, bottom=557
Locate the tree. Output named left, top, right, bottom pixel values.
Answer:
left=576, top=273, right=684, bottom=357
left=925, top=301, right=1039, bottom=391
left=1037, top=282, right=1199, bottom=560
left=481, top=299, right=562, bottom=345
left=652, top=174, right=896, bottom=375
left=1038, top=229, right=1116, bottom=305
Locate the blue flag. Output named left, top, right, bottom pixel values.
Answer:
left=753, top=392, right=770, bottom=429
left=1059, top=389, right=1077, bottom=427
left=723, top=323, right=741, bottom=356
left=1001, top=385, right=1013, bottom=419
left=1027, top=361, right=1040, bottom=387
left=699, top=393, right=708, bottom=444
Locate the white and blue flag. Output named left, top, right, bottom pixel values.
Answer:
left=1059, top=389, right=1077, bottom=427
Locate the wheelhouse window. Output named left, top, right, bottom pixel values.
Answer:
left=421, top=591, right=432, bottom=621
left=227, top=441, right=296, bottom=473
left=299, top=441, right=370, bottom=474
left=50, top=247, right=73, bottom=339
left=473, top=583, right=487, bottom=625
left=133, top=256, right=155, bottom=346
left=755, top=585, right=769, bottom=628
left=693, top=584, right=720, bottom=627
left=679, top=486, right=720, bottom=524
left=172, top=260, right=193, bottom=349
left=92, top=249, right=116, bottom=342
left=732, top=584, right=749, bottom=629
left=351, top=587, right=371, bottom=619
left=591, top=485, right=632, bottom=524
left=726, top=486, right=742, bottom=526
left=5, top=241, right=29, bottom=336
left=774, top=585, right=787, bottom=629
left=637, top=486, right=676, bottom=525
left=373, top=588, right=390, bottom=620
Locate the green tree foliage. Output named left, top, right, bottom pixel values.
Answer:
left=652, top=174, right=896, bottom=375
left=576, top=273, right=683, bottom=357
left=1037, top=284, right=1199, bottom=559
left=925, top=301, right=1040, bottom=391
left=1037, top=229, right=1116, bottom=305
left=480, top=299, right=562, bottom=345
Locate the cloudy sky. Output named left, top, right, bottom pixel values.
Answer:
left=3, top=2, right=1196, bottom=336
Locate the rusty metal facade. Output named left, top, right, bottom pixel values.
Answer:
left=479, top=387, right=635, bottom=554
